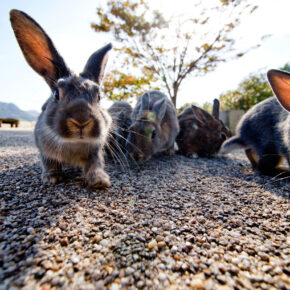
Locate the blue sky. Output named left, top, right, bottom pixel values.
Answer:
left=1, top=0, right=289, bottom=111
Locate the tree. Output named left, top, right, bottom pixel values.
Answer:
left=280, top=62, right=290, bottom=72
left=219, top=62, right=290, bottom=111
left=176, top=102, right=199, bottom=114
left=92, top=0, right=260, bottom=107
left=219, top=72, right=273, bottom=110
left=103, top=69, right=159, bottom=102
left=177, top=101, right=213, bottom=114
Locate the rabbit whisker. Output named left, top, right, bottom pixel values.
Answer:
left=106, top=141, right=127, bottom=170
left=257, top=175, right=289, bottom=189
left=108, top=132, right=141, bottom=168
left=106, top=134, right=134, bottom=171
left=110, top=128, right=146, bottom=157
left=108, top=133, right=129, bottom=158
left=118, top=127, right=150, bottom=139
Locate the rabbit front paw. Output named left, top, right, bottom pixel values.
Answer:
left=167, top=146, right=175, bottom=156
left=42, top=171, right=63, bottom=184
left=86, top=169, right=111, bottom=189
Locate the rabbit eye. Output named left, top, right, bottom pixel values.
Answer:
left=53, top=89, right=59, bottom=100
left=221, top=133, right=227, bottom=141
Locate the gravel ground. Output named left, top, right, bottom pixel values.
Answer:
left=0, top=128, right=289, bottom=290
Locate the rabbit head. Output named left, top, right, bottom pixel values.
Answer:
left=43, top=76, right=111, bottom=143
left=177, top=99, right=231, bottom=157
left=126, top=91, right=179, bottom=162
left=108, top=101, right=133, bottom=138
left=10, top=10, right=112, bottom=144
left=10, top=9, right=112, bottom=188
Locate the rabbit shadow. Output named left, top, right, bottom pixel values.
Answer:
left=106, top=151, right=289, bottom=200
left=177, top=153, right=289, bottom=200
left=0, top=159, right=127, bottom=287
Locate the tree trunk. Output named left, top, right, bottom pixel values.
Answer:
left=171, top=95, right=177, bottom=108
left=172, top=81, right=178, bottom=108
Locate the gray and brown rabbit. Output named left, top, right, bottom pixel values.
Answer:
left=177, top=99, right=231, bottom=157
left=126, top=90, right=179, bottom=162
left=10, top=9, right=112, bottom=188
left=221, top=69, right=290, bottom=177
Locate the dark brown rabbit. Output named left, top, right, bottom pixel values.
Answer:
left=176, top=99, right=231, bottom=157
left=10, top=9, right=112, bottom=188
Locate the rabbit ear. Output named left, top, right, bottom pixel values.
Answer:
left=212, top=99, right=220, bottom=119
left=140, top=92, right=151, bottom=113
left=82, top=43, right=112, bottom=84
left=267, top=69, right=290, bottom=111
left=152, top=98, right=167, bottom=122
left=179, top=114, right=204, bottom=127
left=191, top=106, right=206, bottom=124
left=10, top=9, right=70, bottom=90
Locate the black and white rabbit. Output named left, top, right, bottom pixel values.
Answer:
left=10, top=9, right=112, bottom=188
left=220, top=69, right=290, bottom=177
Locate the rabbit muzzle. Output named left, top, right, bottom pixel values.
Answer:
left=66, top=118, right=95, bottom=139
left=56, top=101, right=103, bottom=142
left=128, top=151, right=148, bottom=162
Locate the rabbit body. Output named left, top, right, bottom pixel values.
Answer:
left=221, top=69, right=290, bottom=176
left=177, top=100, right=231, bottom=157
left=126, top=90, right=179, bottom=161
left=10, top=9, right=112, bottom=188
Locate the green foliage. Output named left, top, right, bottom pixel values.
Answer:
left=93, top=0, right=260, bottom=106
left=219, top=72, right=273, bottom=111
left=103, top=69, right=158, bottom=102
left=176, top=102, right=199, bottom=114
left=280, top=62, right=290, bottom=72
left=202, top=102, right=213, bottom=114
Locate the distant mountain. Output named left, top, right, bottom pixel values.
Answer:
left=0, top=102, right=39, bottom=121
left=26, top=110, right=40, bottom=119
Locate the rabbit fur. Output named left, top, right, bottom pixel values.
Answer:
left=126, top=90, right=179, bottom=162
left=107, top=101, right=133, bottom=159
left=220, top=69, right=290, bottom=177
left=10, top=9, right=112, bottom=188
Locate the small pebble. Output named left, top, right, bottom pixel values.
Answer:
left=60, top=237, right=69, bottom=246
left=148, top=239, right=157, bottom=249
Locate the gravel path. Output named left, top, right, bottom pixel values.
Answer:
left=0, top=128, right=289, bottom=289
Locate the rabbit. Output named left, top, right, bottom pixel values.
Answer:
left=107, top=101, right=133, bottom=159
left=220, top=69, right=290, bottom=177
left=176, top=99, right=231, bottom=157
left=126, top=90, right=179, bottom=162
left=10, top=9, right=113, bottom=188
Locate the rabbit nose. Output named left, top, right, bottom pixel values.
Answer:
left=74, top=119, right=92, bottom=128
left=76, top=122, right=88, bottom=130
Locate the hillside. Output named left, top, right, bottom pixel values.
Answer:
left=0, top=102, right=39, bottom=121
